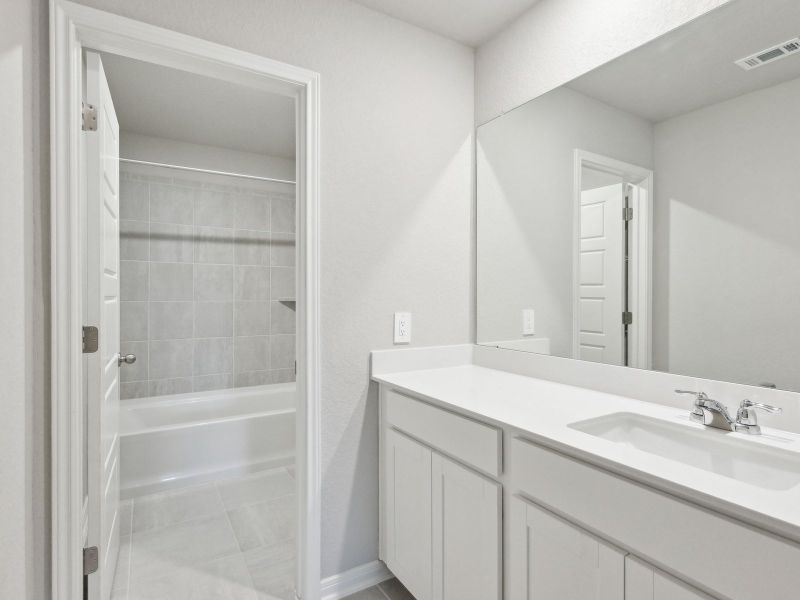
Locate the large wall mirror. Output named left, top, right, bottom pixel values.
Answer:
left=477, top=0, right=800, bottom=392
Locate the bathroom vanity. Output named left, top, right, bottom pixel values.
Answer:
left=372, top=346, right=800, bottom=600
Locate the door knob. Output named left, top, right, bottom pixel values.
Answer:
left=118, top=353, right=137, bottom=366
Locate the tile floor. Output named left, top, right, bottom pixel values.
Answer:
left=112, top=464, right=415, bottom=600
left=113, top=466, right=297, bottom=600
left=341, top=578, right=415, bottom=600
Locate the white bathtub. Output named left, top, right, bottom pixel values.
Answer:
left=120, top=383, right=295, bottom=498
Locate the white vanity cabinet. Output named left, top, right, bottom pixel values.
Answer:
left=381, top=390, right=502, bottom=600
left=509, top=496, right=625, bottom=600
left=625, top=557, right=713, bottom=600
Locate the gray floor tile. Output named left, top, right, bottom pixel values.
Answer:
left=216, top=469, right=295, bottom=509
left=379, top=578, right=415, bottom=599
left=128, top=553, right=257, bottom=600
left=227, top=495, right=296, bottom=552
left=341, top=586, right=388, bottom=600
left=130, top=514, right=240, bottom=582
left=131, top=483, right=225, bottom=533
left=243, top=541, right=296, bottom=600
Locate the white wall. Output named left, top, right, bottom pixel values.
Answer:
left=476, top=0, right=733, bottom=124
left=477, top=86, right=652, bottom=356
left=72, top=0, right=475, bottom=579
left=653, top=76, right=800, bottom=390
left=0, top=0, right=49, bottom=598
left=121, top=131, right=296, bottom=181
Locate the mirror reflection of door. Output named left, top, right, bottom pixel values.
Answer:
left=578, top=168, right=625, bottom=365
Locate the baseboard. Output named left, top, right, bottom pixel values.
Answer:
left=320, top=560, right=392, bottom=600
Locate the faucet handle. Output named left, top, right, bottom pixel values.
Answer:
left=675, top=389, right=709, bottom=405
left=735, top=399, right=782, bottom=435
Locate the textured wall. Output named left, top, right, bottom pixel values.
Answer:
left=71, top=0, right=476, bottom=578
left=119, top=164, right=297, bottom=399
left=476, top=0, right=733, bottom=124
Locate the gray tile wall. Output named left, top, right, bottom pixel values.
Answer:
left=119, top=168, right=296, bottom=400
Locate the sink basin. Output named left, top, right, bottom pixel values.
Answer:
left=569, top=412, right=800, bottom=491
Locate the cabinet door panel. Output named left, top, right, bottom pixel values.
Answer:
left=385, top=429, right=433, bottom=600
left=626, top=556, right=714, bottom=600
left=509, top=496, right=624, bottom=600
left=432, top=454, right=501, bottom=600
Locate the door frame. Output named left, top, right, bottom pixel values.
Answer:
left=572, top=149, right=653, bottom=369
left=50, top=2, right=322, bottom=599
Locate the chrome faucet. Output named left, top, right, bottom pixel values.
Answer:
left=675, top=390, right=735, bottom=431
left=734, top=399, right=782, bottom=435
left=675, top=390, right=782, bottom=435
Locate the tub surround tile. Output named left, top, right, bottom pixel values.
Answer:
left=269, top=233, right=295, bottom=267
left=235, top=194, right=270, bottom=231
left=234, top=336, right=269, bottom=373
left=119, top=168, right=296, bottom=397
left=270, top=196, right=295, bottom=233
left=121, top=261, right=149, bottom=302
left=270, top=335, right=296, bottom=370
left=121, top=302, right=148, bottom=342
left=235, top=302, right=269, bottom=336
left=149, top=301, right=193, bottom=340
left=235, top=266, right=270, bottom=301
left=194, top=302, right=234, bottom=338
left=149, top=222, right=193, bottom=263
left=195, top=264, right=234, bottom=302
left=148, top=377, right=193, bottom=397
left=193, top=338, right=234, bottom=376
left=195, top=190, right=235, bottom=228
left=149, top=263, right=193, bottom=301
left=194, top=226, right=234, bottom=264
left=149, top=184, right=194, bottom=225
left=149, top=339, right=193, bottom=380
left=120, top=220, right=150, bottom=261
left=235, top=371, right=272, bottom=388
left=193, top=373, right=234, bottom=392
left=120, top=180, right=149, bottom=220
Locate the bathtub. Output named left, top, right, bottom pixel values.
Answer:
left=120, top=383, right=295, bottom=498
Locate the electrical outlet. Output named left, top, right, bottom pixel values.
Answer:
left=394, top=312, right=411, bottom=344
left=522, top=309, right=535, bottom=336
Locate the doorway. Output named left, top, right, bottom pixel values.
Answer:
left=51, top=2, right=321, bottom=599
left=572, top=150, right=653, bottom=369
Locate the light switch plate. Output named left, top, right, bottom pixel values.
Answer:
left=394, top=312, right=411, bottom=344
left=522, top=309, right=535, bottom=336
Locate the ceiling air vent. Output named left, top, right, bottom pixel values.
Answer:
left=735, top=37, right=800, bottom=70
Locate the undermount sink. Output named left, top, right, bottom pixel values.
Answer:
left=569, top=412, right=800, bottom=491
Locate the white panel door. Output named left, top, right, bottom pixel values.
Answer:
left=85, top=51, right=121, bottom=600
left=509, top=497, right=624, bottom=600
left=385, top=429, right=433, bottom=600
left=431, top=454, right=501, bottom=600
left=578, top=183, right=625, bottom=364
left=625, top=556, right=714, bottom=600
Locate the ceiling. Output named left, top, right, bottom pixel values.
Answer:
left=100, top=53, right=295, bottom=158
left=567, top=0, right=800, bottom=123
left=352, top=0, right=541, bottom=46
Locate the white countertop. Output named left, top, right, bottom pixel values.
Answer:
left=372, top=362, right=800, bottom=543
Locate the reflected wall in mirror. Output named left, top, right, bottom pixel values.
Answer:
left=477, top=0, right=800, bottom=392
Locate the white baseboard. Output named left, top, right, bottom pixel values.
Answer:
left=320, top=560, right=392, bottom=600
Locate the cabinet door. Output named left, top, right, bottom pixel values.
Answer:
left=384, top=429, right=433, bottom=600
left=431, top=454, right=501, bottom=600
left=509, top=497, right=624, bottom=600
left=626, top=556, right=714, bottom=600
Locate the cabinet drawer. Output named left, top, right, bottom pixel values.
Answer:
left=384, top=389, right=502, bottom=477
left=511, top=437, right=800, bottom=600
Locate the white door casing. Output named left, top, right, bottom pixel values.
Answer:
left=578, top=182, right=625, bottom=365
left=84, top=51, right=121, bottom=600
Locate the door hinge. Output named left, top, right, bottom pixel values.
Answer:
left=81, top=101, right=97, bottom=131
left=83, top=546, right=99, bottom=576
left=623, top=207, right=633, bottom=221
left=622, top=311, right=633, bottom=325
left=82, top=326, right=99, bottom=354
